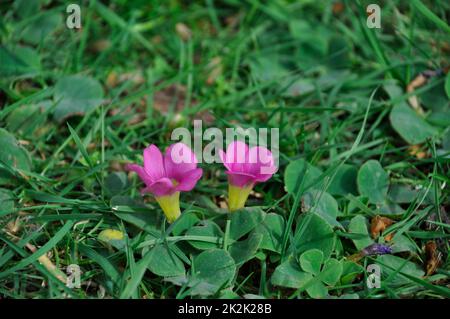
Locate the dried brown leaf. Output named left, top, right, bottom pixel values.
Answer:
left=408, top=144, right=428, bottom=159
left=370, top=215, right=395, bottom=241
left=425, top=241, right=442, bottom=276
left=176, top=23, right=192, bottom=41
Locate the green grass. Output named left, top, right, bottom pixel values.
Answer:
left=0, top=0, right=449, bottom=299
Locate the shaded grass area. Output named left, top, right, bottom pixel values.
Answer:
left=0, top=0, right=449, bottom=298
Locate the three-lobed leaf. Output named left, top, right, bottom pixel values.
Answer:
left=299, top=249, right=324, bottom=276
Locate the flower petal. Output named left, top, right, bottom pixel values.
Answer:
left=254, top=165, right=278, bottom=182
left=143, top=145, right=166, bottom=181
left=164, top=143, right=198, bottom=180
left=219, top=149, right=232, bottom=171
left=125, top=163, right=153, bottom=186
left=175, top=168, right=203, bottom=191
left=141, top=177, right=175, bottom=197
left=225, top=141, right=249, bottom=173
left=226, top=171, right=256, bottom=188
left=247, top=146, right=277, bottom=180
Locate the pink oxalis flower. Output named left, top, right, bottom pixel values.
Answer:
left=126, top=143, right=202, bottom=223
left=219, top=141, right=277, bottom=211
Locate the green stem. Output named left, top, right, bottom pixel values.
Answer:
left=223, top=217, right=231, bottom=251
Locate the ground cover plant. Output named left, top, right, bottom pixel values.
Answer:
left=0, top=0, right=449, bottom=299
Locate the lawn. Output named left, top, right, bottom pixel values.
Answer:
left=0, top=0, right=449, bottom=299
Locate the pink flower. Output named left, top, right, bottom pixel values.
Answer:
left=219, top=141, right=277, bottom=211
left=126, top=143, right=202, bottom=223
